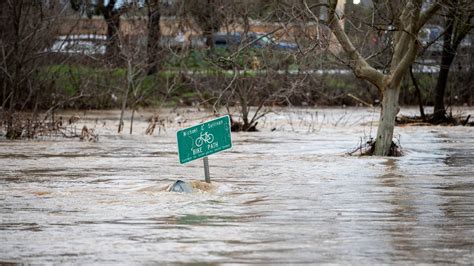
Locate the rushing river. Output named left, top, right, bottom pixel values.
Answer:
left=1, top=107, right=473, bottom=264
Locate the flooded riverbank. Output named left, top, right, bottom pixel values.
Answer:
left=1, top=107, right=473, bottom=264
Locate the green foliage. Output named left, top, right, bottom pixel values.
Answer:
left=163, top=47, right=298, bottom=72
left=186, top=50, right=211, bottom=69
left=325, top=76, right=357, bottom=90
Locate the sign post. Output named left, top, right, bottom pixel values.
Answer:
left=203, top=156, right=210, bottom=183
left=176, top=115, right=232, bottom=183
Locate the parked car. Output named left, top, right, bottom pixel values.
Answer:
left=211, top=32, right=298, bottom=51
left=251, top=32, right=298, bottom=50
left=160, top=32, right=188, bottom=49
left=47, top=35, right=106, bottom=55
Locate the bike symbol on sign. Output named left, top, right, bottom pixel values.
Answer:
left=195, top=131, right=214, bottom=147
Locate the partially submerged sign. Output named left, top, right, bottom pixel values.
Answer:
left=177, top=115, right=232, bottom=164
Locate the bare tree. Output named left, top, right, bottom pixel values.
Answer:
left=116, top=11, right=147, bottom=133
left=326, top=0, right=446, bottom=156
left=0, top=0, right=68, bottom=139
left=116, top=10, right=178, bottom=134
left=432, top=0, right=473, bottom=122
left=181, top=0, right=306, bottom=131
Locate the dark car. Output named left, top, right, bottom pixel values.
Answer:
left=211, top=32, right=298, bottom=51
left=212, top=32, right=242, bottom=48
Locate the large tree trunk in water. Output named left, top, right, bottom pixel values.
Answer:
left=374, top=86, right=400, bottom=156
left=147, top=0, right=161, bottom=75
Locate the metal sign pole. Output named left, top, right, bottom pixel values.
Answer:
left=203, top=156, right=211, bottom=183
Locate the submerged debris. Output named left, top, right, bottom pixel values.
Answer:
left=189, top=180, right=214, bottom=192
left=229, top=115, right=258, bottom=132
left=230, top=121, right=258, bottom=132
left=348, top=138, right=403, bottom=157
left=396, top=113, right=472, bottom=126
left=145, top=115, right=166, bottom=135
left=0, top=112, right=99, bottom=141
left=80, top=126, right=99, bottom=142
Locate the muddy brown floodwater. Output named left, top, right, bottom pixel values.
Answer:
left=1, top=107, right=473, bottom=264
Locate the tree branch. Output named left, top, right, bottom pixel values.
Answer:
left=453, top=13, right=473, bottom=48
left=391, top=1, right=420, bottom=85
left=327, top=0, right=384, bottom=89
left=391, top=38, right=417, bottom=87
left=417, top=0, right=446, bottom=31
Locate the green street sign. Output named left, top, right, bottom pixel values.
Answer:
left=176, top=115, right=232, bottom=164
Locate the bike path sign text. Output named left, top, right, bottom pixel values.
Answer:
left=176, top=115, right=232, bottom=164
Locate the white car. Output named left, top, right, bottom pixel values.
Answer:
left=48, top=35, right=106, bottom=55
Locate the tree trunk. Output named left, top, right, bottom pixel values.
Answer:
left=374, top=85, right=400, bottom=156
left=410, top=66, right=425, bottom=121
left=104, top=11, right=121, bottom=64
left=237, top=87, right=250, bottom=129
left=204, top=0, right=216, bottom=49
left=1, top=79, right=6, bottom=110
left=433, top=0, right=462, bottom=123
left=118, top=90, right=128, bottom=133
left=118, top=60, right=133, bottom=133
left=129, top=106, right=135, bottom=134
left=147, top=0, right=161, bottom=75
left=432, top=0, right=457, bottom=122
left=433, top=54, right=455, bottom=122
left=204, top=29, right=214, bottom=48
